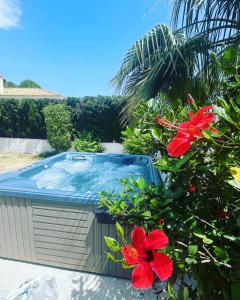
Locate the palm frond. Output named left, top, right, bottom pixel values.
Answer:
left=112, top=24, right=219, bottom=105
left=112, top=0, right=240, bottom=118
left=172, top=0, right=240, bottom=42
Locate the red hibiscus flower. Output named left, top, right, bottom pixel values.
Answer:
left=188, top=183, right=196, bottom=193
left=167, top=105, right=216, bottom=157
left=216, top=208, right=231, bottom=220
left=121, top=226, right=173, bottom=289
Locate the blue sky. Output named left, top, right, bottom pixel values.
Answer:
left=0, top=0, right=171, bottom=97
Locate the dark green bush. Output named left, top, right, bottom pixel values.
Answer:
left=0, top=96, right=125, bottom=142
left=69, top=96, right=125, bottom=142
left=73, top=131, right=104, bottom=153
left=43, top=104, right=72, bottom=152
left=0, top=99, right=59, bottom=138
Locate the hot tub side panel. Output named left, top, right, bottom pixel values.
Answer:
left=0, top=196, right=130, bottom=279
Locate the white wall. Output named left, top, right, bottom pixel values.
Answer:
left=102, top=142, right=123, bottom=154
left=0, top=137, right=123, bottom=154
left=0, top=138, right=52, bottom=154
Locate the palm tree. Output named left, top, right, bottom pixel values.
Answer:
left=112, top=0, right=240, bottom=106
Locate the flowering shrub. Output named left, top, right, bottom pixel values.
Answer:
left=101, top=50, right=240, bottom=299
left=104, top=223, right=172, bottom=288
left=99, top=176, right=173, bottom=229
left=156, top=104, right=218, bottom=157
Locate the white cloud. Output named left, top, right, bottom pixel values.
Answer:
left=0, top=0, right=21, bottom=29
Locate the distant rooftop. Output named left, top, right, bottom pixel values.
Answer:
left=0, top=76, right=66, bottom=100
left=1, top=87, right=66, bottom=99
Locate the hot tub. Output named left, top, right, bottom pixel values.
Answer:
left=0, top=152, right=160, bottom=278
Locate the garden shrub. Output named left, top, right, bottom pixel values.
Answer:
left=99, top=49, right=240, bottom=299
left=0, top=99, right=60, bottom=139
left=73, top=131, right=104, bottom=153
left=69, top=96, right=125, bottom=142
left=43, top=104, right=72, bottom=152
left=0, top=96, right=125, bottom=142
left=122, top=127, right=153, bottom=155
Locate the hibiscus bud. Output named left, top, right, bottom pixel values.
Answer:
left=187, top=94, right=198, bottom=111
left=188, top=183, right=196, bottom=193
left=187, top=94, right=196, bottom=104
left=158, top=218, right=165, bottom=225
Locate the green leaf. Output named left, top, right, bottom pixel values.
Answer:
left=116, top=222, right=126, bottom=243
left=175, top=153, right=191, bottom=170
left=190, top=220, right=197, bottom=229
left=227, top=179, right=240, bottom=190
left=183, top=287, right=189, bottom=300
left=151, top=127, right=162, bottom=140
left=188, top=245, right=198, bottom=257
left=105, top=252, right=122, bottom=262
left=231, top=283, right=240, bottom=300
left=120, top=201, right=127, bottom=209
left=213, top=105, right=237, bottom=126
left=185, top=257, right=197, bottom=264
left=214, top=247, right=228, bottom=260
left=203, top=237, right=214, bottom=244
left=141, top=210, right=151, bottom=218
left=104, top=237, right=121, bottom=252
left=223, top=47, right=236, bottom=60
left=202, top=130, right=213, bottom=141
left=193, top=230, right=206, bottom=239
left=137, top=177, right=146, bottom=189
left=223, top=235, right=240, bottom=241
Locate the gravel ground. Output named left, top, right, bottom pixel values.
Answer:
left=0, top=152, right=39, bottom=174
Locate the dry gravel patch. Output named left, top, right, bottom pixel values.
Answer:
left=0, top=152, right=40, bottom=174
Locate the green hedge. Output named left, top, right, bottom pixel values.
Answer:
left=0, top=96, right=125, bottom=142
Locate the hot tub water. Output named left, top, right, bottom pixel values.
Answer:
left=31, top=155, right=149, bottom=194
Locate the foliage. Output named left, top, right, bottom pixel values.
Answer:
left=43, top=104, right=72, bottom=152
left=0, top=99, right=58, bottom=139
left=3, top=79, right=17, bottom=87
left=3, top=78, right=41, bottom=88
left=122, top=101, right=156, bottom=154
left=99, top=176, right=173, bottom=229
left=37, top=150, right=59, bottom=159
left=73, top=131, right=104, bottom=153
left=100, top=52, right=240, bottom=299
left=19, top=80, right=41, bottom=88
left=104, top=223, right=172, bottom=289
left=69, top=96, right=125, bottom=142
left=122, top=127, right=153, bottom=155
left=112, top=1, right=240, bottom=110
left=0, top=96, right=125, bottom=142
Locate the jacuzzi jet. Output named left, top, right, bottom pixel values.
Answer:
left=72, top=155, right=89, bottom=161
